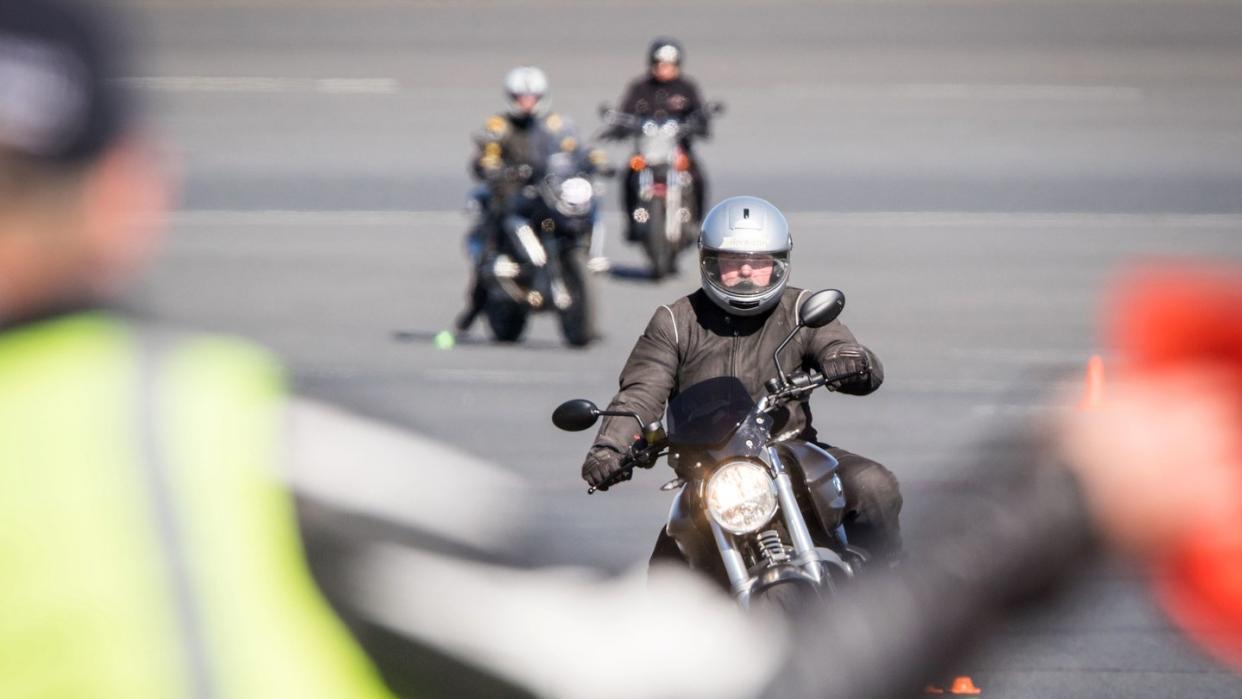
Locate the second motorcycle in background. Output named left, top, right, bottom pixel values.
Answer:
left=597, top=100, right=723, bottom=279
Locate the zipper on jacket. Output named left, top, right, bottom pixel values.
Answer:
left=728, top=328, right=740, bottom=377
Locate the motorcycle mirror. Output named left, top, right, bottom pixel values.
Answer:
left=770, top=289, right=847, bottom=388
left=597, top=102, right=612, bottom=118
left=798, top=289, right=846, bottom=329
left=552, top=399, right=600, bottom=431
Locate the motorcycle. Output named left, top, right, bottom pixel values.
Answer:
left=480, top=152, right=611, bottom=347
left=553, top=289, right=869, bottom=611
left=596, top=102, right=723, bottom=279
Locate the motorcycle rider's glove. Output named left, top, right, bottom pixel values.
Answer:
left=821, top=343, right=874, bottom=392
left=582, top=446, right=626, bottom=488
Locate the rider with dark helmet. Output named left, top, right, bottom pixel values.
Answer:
left=581, top=196, right=903, bottom=571
left=606, top=37, right=712, bottom=240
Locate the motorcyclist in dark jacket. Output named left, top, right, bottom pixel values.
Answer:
left=604, top=37, right=713, bottom=238
left=581, top=195, right=903, bottom=568
left=456, top=66, right=590, bottom=335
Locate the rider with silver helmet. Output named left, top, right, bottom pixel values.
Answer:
left=581, top=195, right=903, bottom=566
left=456, top=66, right=603, bottom=334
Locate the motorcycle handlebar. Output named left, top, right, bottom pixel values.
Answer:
left=588, top=465, right=632, bottom=494
left=484, top=164, right=534, bottom=184
left=766, top=367, right=863, bottom=403
left=587, top=443, right=662, bottom=494
left=595, top=107, right=715, bottom=140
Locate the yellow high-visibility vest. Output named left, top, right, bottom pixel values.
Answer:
left=0, top=312, right=391, bottom=699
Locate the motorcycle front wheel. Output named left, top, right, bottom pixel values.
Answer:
left=486, top=298, right=529, bottom=343
left=557, top=249, right=596, bottom=347
left=679, top=180, right=699, bottom=248
left=750, top=577, right=821, bottom=617
left=643, top=197, right=674, bottom=280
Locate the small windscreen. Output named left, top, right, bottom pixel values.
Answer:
left=665, top=376, right=756, bottom=446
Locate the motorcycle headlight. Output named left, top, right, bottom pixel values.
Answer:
left=705, top=460, right=778, bottom=535
left=560, top=177, right=592, bottom=205
left=556, top=176, right=593, bottom=216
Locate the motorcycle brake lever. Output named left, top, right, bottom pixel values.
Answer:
left=588, top=466, right=635, bottom=494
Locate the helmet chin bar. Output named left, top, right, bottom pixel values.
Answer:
left=700, top=277, right=785, bottom=317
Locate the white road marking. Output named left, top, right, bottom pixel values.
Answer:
left=786, top=211, right=1242, bottom=229
left=971, top=403, right=1066, bottom=417
left=118, top=76, right=400, bottom=95
left=773, top=83, right=1145, bottom=101
left=169, top=209, right=462, bottom=226
left=947, top=347, right=1101, bottom=364
left=169, top=209, right=1242, bottom=229
left=419, top=368, right=584, bottom=384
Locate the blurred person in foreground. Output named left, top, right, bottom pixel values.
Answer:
left=0, top=2, right=391, bottom=696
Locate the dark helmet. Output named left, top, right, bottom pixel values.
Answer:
left=647, top=37, right=683, bottom=67
left=0, top=0, right=133, bottom=164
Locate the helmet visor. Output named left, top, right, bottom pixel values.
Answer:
left=702, top=250, right=789, bottom=297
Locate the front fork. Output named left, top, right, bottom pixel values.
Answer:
left=711, top=446, right=844, bottom=603
left=767, top=445, right=827, bottom=582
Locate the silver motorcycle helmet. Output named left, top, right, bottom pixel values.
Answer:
left=699, top=196, right=792, bottom=317
left=504, top=66, right=548, bottom=118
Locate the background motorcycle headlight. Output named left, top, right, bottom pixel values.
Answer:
left=559, top=177, right=592, bottom=206
left=555, top=176, right=593, bottom=216
left=705, top=460, right=778, bottom=535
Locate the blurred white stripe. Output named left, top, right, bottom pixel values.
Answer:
left=350, top=547, right=786, bottom=699
left=788, top=211, right=1242, bottom=228
left=286, top=398, right=532, bottom=550
left=170, top=209, right=1242, bottom=229
left=119, top=76, right=399, bottom=94
left=170, top=210, right=461, bottom=226
left=773, top=83, right=1145, bottom=101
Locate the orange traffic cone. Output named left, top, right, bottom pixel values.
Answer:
left=949, top=675, right=982, bottom=695
left=1078, top=354, right=1106, bottom=411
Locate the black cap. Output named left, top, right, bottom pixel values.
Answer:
left=0, top=0, right=132, bottom=164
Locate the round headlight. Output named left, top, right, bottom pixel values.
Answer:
left=559, top=177, right=593, bottom=207
left=705, top=461, right=778, bottom=535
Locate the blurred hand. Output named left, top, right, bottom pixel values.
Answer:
left=1058, top=367, right=1242, bottom=559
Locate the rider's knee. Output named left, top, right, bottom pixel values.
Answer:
left=844, top=460, right=904, bottom=517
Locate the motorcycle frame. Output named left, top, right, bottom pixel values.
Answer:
left=492, top=193, right=596, bottom=311
left=631, top=123, right=695, bottom=247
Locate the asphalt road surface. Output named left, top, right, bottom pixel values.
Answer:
left=123, top=1, right=1242, bottom=696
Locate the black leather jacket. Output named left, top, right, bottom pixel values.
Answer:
left=590, top=287, right=883, bottom=459
left=471, top=111, right=578, bottom=197
left=606, top=74, right=711, bottom=144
